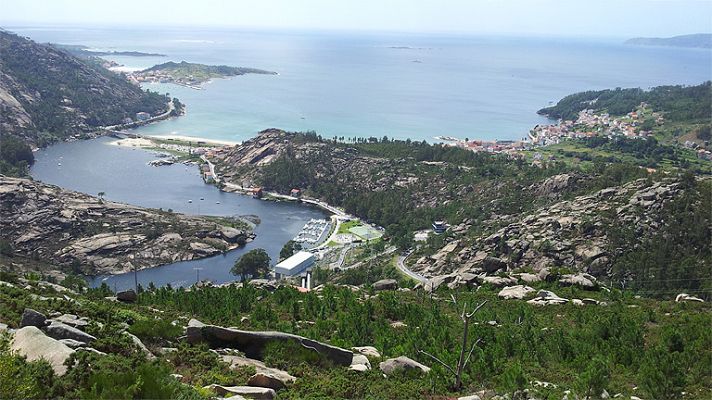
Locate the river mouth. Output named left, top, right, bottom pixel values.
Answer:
left=30, top=136, right=328, bottom=291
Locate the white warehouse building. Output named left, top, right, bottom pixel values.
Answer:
left=274, top=251, right=316, bottom=278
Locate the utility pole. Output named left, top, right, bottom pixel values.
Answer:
left=194, top=267, right=204, bottom=285
left=134, top=264, right=138, bottom=294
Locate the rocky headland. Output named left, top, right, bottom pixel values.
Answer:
left=0, top=176, right=254, bottom=275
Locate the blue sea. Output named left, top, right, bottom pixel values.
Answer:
left=10, top=25, right=712, bottom=142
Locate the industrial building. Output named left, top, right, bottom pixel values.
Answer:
left=274, top=251, right=315, bottom=278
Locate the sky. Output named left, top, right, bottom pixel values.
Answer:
left=2, top=0, right=711, bottom=37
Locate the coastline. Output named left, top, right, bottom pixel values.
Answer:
left=148, top=134, right=240, bottom=146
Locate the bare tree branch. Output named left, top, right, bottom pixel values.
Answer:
left=418, top=349, right=456, bottom=376
left=463, top=338, right=482, bottom=368
left=466, top=300, right=488, bottom=318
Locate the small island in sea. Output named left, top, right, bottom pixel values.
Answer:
left=624, top=33, right=712, bottom=49
left=131, top=61, right=278, bottom=89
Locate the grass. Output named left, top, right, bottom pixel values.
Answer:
left=337, top=219, right=362, bottom=234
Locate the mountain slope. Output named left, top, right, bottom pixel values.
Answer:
left=0, top=30, right=168, bottom=144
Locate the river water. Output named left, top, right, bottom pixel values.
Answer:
left=31, top=137, right=327, bottom=291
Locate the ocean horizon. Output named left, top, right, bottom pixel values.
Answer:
left=8, top=25, right=712, bottom=143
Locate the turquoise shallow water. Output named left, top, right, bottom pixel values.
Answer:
left=10, top=26, right=712, bottom=142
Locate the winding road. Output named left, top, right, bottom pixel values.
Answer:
left=396, top=252, right=427, bottom=283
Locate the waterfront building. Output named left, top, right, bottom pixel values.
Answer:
left=274, top=251, right=315, bottom=278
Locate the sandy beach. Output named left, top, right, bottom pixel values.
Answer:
left=147, top=134, right=240, bottom=146
left=109, top=135, right=239, bottom=148
left=109, top=137, right=154, bottom=147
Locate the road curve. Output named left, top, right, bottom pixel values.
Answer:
left=396, top=252, right=427, bottom=283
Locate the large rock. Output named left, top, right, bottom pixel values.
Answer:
left=52, top=313, right=89, bottom=328
left=116, top=289, right=137, bottom=302
left=352, top=346, right=381, bottom=358
left=379, top=356, right=431, bottom=376
left=559, top=273, right=597, bottom=289
left=190, top=325, right=353, bottom=366
left=481, top=256, right=507, bottom=273
left=11, top=326, right=75, bottom=375
left=43, top=321, right=97, bottom=343
left=185, top=318, right=206, bottom=342
left=676, top=293, right=704, bottom=303
left=527, top=290, right=568, bottom=306
left=247, top=372, right=294, bottom=390
left=480, top=275, right=517, bottom=287
left=20, top=308, right=47, bottom=328
left=498, top=285, right=535, bottom=300
left=221, top=354, right=296, bottom=385
left=126, top=332, right=155, bottom=359
left=373, top=279, right=398, bottom=291
left=59, top=338, right=86, bottom=348
left=349, top=354, right=371, bottom=372
left=204, top=384, right=275, bottom=400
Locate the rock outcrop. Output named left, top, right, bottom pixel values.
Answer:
left=379, top=356, right=431, bottom=376
left=187, top=324, right=354, bottom=366
left=20, top=308, right=48, bottom=328
left=409, top=179, right=684, bottom=281
left=43, top=321, right=97, bottom=343
left=0, top=176, right=253, bottom=274
left=373, top=279, right=398, bottom=291
left=204, top=384, right=276, bottom=400
left=11, top=326, right=75, bottom=375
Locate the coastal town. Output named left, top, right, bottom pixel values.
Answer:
left=443, top=102, right=712, bottom=161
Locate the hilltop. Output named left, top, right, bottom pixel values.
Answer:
left=625, top=33, right=712, bottom=49
left=0, top=30, right=170, bottom=145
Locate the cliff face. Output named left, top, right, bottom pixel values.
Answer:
left=0, top=176, right=252, bottom=274
left=0, top=30, right=167, bottom=143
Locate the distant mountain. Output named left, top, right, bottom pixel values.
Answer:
left=0, top=30, right=168, bottom=145
left=625, top=33, right=712, bottom=49
left=50, top=43, right=166, bottom=57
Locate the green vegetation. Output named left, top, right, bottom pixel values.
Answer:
left=608, top=177, right=712, bottom=297
left=337, top=219, right=362, bottom=234
left=279, top=240, right=302, bottom=261
left=538, top=81, right=711, bottom=121
left=0, top=30, right=169, bottom=143
left=531, top=136, right=711, bottom=173
left=0, top=135, right=34, bottom=177
left=140, top=61, right=277, bottom=83
left=0, top=268, right=710, bottom=399
left=231, top=248, right=271, bottom=281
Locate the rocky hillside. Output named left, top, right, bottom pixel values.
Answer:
left=0, top=29, right=167, bottom=144
left=411, top=178, right=683, bottom=279
left=0, top=176, right=253, bottom=274
left=213, top=130, right=710, bottom=296
left=213, top=129, right=568, bottom=233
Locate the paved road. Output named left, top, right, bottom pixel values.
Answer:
left=396, top=252, right=427, bottom=283
left=103, top=100, right=175, bottom=132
